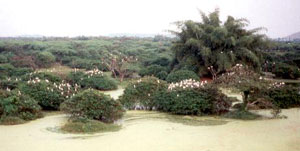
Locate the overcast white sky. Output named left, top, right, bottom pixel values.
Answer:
left=0, top=0, right=299, bottom=38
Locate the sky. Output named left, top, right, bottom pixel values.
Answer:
left=0, top=0, right=299, bottom=38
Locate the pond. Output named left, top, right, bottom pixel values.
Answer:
left=0, top=108, right=299, bottom=151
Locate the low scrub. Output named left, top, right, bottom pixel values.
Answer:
left=60, top=89, right=124, bottom=123
left=118, top=76, right=167, bottom=109
left=273, top=63, right=300, bottom=79
left=60, top=120, right=121, bottom=134
left=166, top=70, right=199, bottom=83
left=67, top=70, right=118, bottom=90
left=0, top=89, right=42, bottom=124
left=154, top=81, right=232, bottom=115
left=267, top=85, right=300, bottom=109
left=223, top=110, right=261, bottom=120
left=19, top=79, right=77, bottom=110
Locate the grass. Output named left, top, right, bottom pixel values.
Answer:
left=60, top=120, right=121, bottom=134
left=223, top=110, right=262, bottom=120
left=124, top=111, right=228, bottom=126
left=0, top=116, right=26, bottom=125
left=38, top=64, right=83, bottom=79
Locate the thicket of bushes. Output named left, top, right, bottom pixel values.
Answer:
left=273, top=63, right=300, bottom=79
left=19, top=80, right=75, bottom=110
left=154, top=85, right=232, bottom=115
left=119, top=76, right=167, bottom=109
left=139, top=65, right=169, bottom=80
left=166, top=70, right=199, bottom=83
left=119, top=77, right=232, bottom=115
left=0, top=89, right=42, bottom=124
left=266, top=86, right=300, bottom=109
left=67, top=71, right=118, bottom=90
left=60, top=89, right=124, bottom=123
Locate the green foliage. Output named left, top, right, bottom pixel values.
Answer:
left=171, top=9, right=268, bottom=77
left=81, top=75, right=118, bottom=90
left=60, top=120, right=121, bottom=134
left=67, top=58, right=108, bottom=71
left=0, top=55, right=8, bottom=63
left=267, top=86, right=300, bottom=108
left=0, top=116, right=26, bottom=125
left=223, top=110, right=261, bottom=120
left=19, top=81, right=71, bottom=110
left=118, top=76, right=168, bottom=109
left=67, top=71, right=118, bottom=90
left=22, top=72, right=62, bottom=83
left=35, top=51, right=56, bottom=68
left=0, top=89, right=42, bottom=123
left=273, top=63, right=300, bottom=79
left=0, top=64, right=32, bottom=79
left=156, top=71, right=168, bottom=80
left=166, top=70, right=199, bottom=83
left=139, top=65, right=168, bottom=79
left=154, top=86, right=232, bottom=115
left=60, top=89, right=124, bottom=123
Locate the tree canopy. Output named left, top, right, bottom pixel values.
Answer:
left=170, top=9, right=269, bottom=79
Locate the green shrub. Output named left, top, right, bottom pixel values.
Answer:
left=67, top=71, right=85, bottom=85
left=139, top=65, right=168, bottom=79
left=273, top=63, right=300, bottom=79
left=67, top=58, right=108, bottom=71
left=19, top=80, right=75, bottom=110
left=60, top=120, right=121, bottom=134
left=0, top=89, right=42, bottom=123
left=22, top=72, right=62, bottom=83
left=267, top=86, right=300, bottom=108
left=0, top=64, right=32, bottom=79
left=0, top=55, right=8, bottom=63
left=35, top=51, right=56, bottom=68
left=118, top=76, right=167, bottom=109
left=223, top=110, right=261, bottom=120
left=0, top=116, right=26, bottom=125
left=154, top=85, right=232, bottom=115
left=60, top=89, right=124, bottom=123
left=0, top=64, right=15, bottom=79
left=81, top=75, right=117, bottom=90
left=166, top=70, right=199, bottom=83
left=156, top=71, right=168, bottom=80
left=0, top=78, right=21, bottom=90
left=67, top=71, right=117, bottom=90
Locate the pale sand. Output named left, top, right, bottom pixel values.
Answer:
left=0, top=88, right=299, bottom=151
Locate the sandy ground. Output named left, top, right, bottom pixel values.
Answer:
left=0, top=89, right=300, bottom=151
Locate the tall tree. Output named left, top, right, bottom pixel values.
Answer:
left=170, top=9, right=269, bottom=79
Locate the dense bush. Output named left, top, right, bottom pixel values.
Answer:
left=0, top=78, right=21, bottom=90
left=154, top=84, right=232, bottom=115
left=35, top=51, right=56, bottom=68
left=67, top=58, right=108, bottom=71
left=156, top=71, right=168, bottom=80
left=0, top=55, right=8, bottom=63
left=139, top=65, right=168, bottom=79
left=67, top=70, right=117, bottom=90
left=0, top=64, right=15, bottom=79
left=81, top=75, right=117, bottom=90
left=22, top=72, right=62, bottom=83
left=19, top=80, right=76, bottom=110
left=166, top=70, right=199, bottom=83
left=0, top=64, right=32, bottom=79
left=273, top=63, right=300, bottom=79
left=60, top=89, right=124, bottom=123
left=0, top=89, right=42, bottom=123
left=118, top=76, right=167, bottom=109
left=267, top=86, right=300, bottom=108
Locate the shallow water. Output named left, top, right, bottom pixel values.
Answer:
left=0, top=88, right=300, bottom=151
left=0, top=109, right=299, bottom=151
